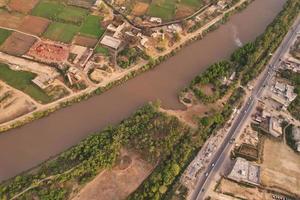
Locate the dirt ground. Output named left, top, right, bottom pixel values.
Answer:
left=216, top=178, right=274, bottom=200
left=0, top=82, right=36, bottom=124
left=131, top=2, right=149, bottom=16
left=71, top=149, right=153, bottom=200
left=175, top=5, right=194, bottom=19
left=261, top=139, right=300, bottom=197
left=1, top=32, right=37, bottom=56
left=200, top=83, right=215, bottom=96
left=0, top=10, right=25, bottom=29
left=8, top=0, right=39, bottom=14
left=73, top=35, right=98, bottom=48
left=18, top=16, right=50, bottom=36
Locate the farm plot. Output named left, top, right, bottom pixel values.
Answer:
left=147, top=0, right=177, bottom=21
left=79, top=15, right=105, bottom=38
left=0, top=28, right=11, bottom=45
left=0, top=10, right=25, bottom=29
left=8, top=0, right=39, bottom=14
left=67, top=0, right=96, bottom=9
left=73, top=35, right=98, bottom=47
left=32, top=0, right=89, bottom=25
left=43, top=22, right=79, bottom=43
left=18, top=16, right=50, bottom=36
left=0, top=32, right=37, bottom=56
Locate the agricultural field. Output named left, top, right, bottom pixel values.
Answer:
left=8, top=0, right=39, bottom=14
left=74, top=35, right=98, bottom=47
left=0, top=32, right=37, bottom=56
left=43, top=22, right=79, bottom=43
left=123, top=0, right=207, bottom=21
left=18, top=16, right=50, bottom=36
left=0, top=63, right=53, bottom=104
left=79, top=15, right=105, bottom=38
left=0, top=28, right=11, bottom=45
left=0, top=10, right=25, bottom=29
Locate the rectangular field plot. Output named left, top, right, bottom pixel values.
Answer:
left=31, top=1, right=64, bottom=20
left=0, top=32, right=37, bottom=56
left=147, top=0, right=177, bottom=21
left=0, top=10, right=25, bottom=29
left=18, top=16, right=50, bottom=36
left=0, top=28, right=11, bottom=45
left=79, top=15, right=105, bottom=38
left=180, top=0, right=203, bottom=8
left=0, top=63, right=52, bottom=104
left=8, top=0, right=39, bottom=14
left=57, top=6, right=89, bottom=24
left=43, top=22, right=79, bottom=43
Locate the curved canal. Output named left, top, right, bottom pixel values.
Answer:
left=0, top=0, right=287, bottom=182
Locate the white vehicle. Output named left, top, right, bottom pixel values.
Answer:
left=212, top=163, right=215, bottom=167
left=205, top=172, right=209, bottom=177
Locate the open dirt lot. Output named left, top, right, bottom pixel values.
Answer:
left=8, top=0, right=39, bottom=14
left=217, top=178, right=274, bottom=200
left=131, top=2, right=149, bottom=16
left=261, top=139, right=300, bottom=197
left=72, top=149, right=153, bottom=200
left=0, top=82, right=36, bottom=124
left=73, top=35, right=98, bottom=48
left=200, top=83, right=215, bottom=96
left=0, top=32, right=37, bottom=56
left=0, top=10, right=24, bottom=29
left=18, top=16, right=50, bottom=36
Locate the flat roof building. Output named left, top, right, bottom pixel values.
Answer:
left=100, top=35, right=122, bottom=50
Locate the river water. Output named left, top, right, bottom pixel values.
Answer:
left=0, top=0, right=287, bottom=182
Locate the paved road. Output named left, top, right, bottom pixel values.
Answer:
left=191, top=15, right=300, bottom=200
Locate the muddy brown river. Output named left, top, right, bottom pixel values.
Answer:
left=0, top=0, right=287, bottom=182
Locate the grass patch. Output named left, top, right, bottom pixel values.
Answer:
left=94, top=45, right=109, bottom=56
left=79, top=15, right=105, bottom=38
left=43, top=22, right=79, bottom=43
left=0, top=28, right=11, bottom=45
left=57, top=6, right=89, bottom=25
left=31, top=0, right=64, bottom=20
left=147, top=0, right=176, bottom=21
left=0, top=63, right=52, bottom=103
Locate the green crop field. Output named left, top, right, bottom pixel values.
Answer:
left=181, top=0, right=203, bottom=8
left=57, top=6, right=89, bottom=24
left=31, top=1, right=64, bottom=20
left=0, top=28, right=11, bottom=45
left=43, top=22, right=79, bottom=43
left=79, top=15, right=105, bottom=38
left=0, top=63, right=52, bottom=104
left=147, top=0, right=176, bottom=21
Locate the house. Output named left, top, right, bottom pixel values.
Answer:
left=269, top=117, right=282, bottom=137
left=149, top=17, right=162, bottom=24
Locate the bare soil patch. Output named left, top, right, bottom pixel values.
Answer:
left=217, top=178, right=273, bottom=200
left=0, top=11, right=24, bottom=29
left=8, top=0, right=39, bottom=14
left=18, top=16, right=50, bottom=36
left=200, top=83, right=215, bottom=96
left=73, top=35, right=98, bottom=48
left=131, top=2, right=149, bottom=16
left=175, top=5, right=194, bottom=19
left=261, top=139, right=300, bottom=196
left=0, top=32, right=36, bottom=56
left=0, top=0, right=8, bottom=7
left=72, top=149, right=153, bottom=200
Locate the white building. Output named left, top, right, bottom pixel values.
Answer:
left=150, top=17, right=162, bottom=24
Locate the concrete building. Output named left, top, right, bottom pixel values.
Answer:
left=149, top=17, right=162, bottom=24
left=100, top=35, right=122, bottom=50
left=228, top=157, right=260, bottom=186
